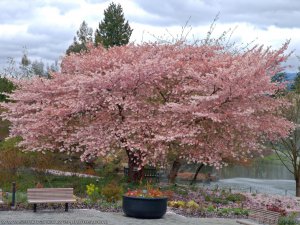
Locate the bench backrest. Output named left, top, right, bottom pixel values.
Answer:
left=144, top=168, right=158, bottom=177
left=124, top=167, right=158, bottom=177
left=27, top=188, right=74, bottom=201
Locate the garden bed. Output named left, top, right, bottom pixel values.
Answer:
left=1, top=183, right=299, bottom=221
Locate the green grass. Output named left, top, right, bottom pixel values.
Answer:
left=0, top=169, right=121, bottom=197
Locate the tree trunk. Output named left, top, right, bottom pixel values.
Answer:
left=127, top=157, right=144, bottom=183
left=126, top=148, right=144, bottom=183
left=168, top=158, right=182, bottom=184
left=296, top=177, right=300, bottom=197
left=190, top=163, right=204, bottom=185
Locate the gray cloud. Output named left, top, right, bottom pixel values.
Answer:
left=133, top=0, right=300, bottom=28
left=84, top=0, right=108, bottom=3
left=0, top=0, right=299, bottom=72
left=0, top=1, right=39, bottom=24
left=0, top=0, right=81, bottom=68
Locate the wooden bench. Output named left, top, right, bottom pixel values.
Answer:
left=237, top=207, right=281, bottom=225
left=27, top=188, right=76, bottom=212
left=124, top=167, right=159, bottom=182
left=0, top=189, right=3, bottom=204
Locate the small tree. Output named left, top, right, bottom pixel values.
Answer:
left=31, top=60, right=46, bottom=77
left=0, top=77, right=15, bottom=103
left=272, top=72, right=286, bottom=83
left=94, top=2, right=132, bottom=48
left=272, top=72, right=300, bottom=196
left=66, top=21, right=93, bottom=55
left=19, top=50, right=33, bottom=77
left=291, top=72, right=300, bottom=93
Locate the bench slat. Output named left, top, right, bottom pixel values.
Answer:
left=28, top=199, right=76, bottom=203
left=27, top=188, right=75, bottom=204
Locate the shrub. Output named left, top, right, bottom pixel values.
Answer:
left=278, top=215, right=298, bottom=225
left=186, top=200, right=200, bottom=210
left=211, top=196, right=229, bottom=205
left=168, top=200, right=186, bottom=208
left=232, top=208, right=249, bottom=216
left=84, top=168, right=97, bottom=176
left=102, top=182, right=122, bottom=202
left=176, top=189, right=189, bottom=196
left=86, top=183, right=100, bottom=203
left=163, top=190, right=174, bottom=200
left=0, top=137, right=27, bottom=178
left=219, top=207, right=231, bottom=215
left=35, top=182, right=44, bottom=188
left=204, top=195, right=211, bottom=202
left=226, top=193, right=246, bottom=202
left=217, top=207, right=248, bottom=216
left=205, top=204, right=216, bottom=213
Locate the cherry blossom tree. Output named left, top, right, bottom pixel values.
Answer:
left=1, top=41, right=294, bottom=182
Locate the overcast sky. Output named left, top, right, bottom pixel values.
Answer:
left=1, top=0, right=300, bottom=72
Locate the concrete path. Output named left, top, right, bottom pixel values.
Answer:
left=0, top=209, right=240, bottom=225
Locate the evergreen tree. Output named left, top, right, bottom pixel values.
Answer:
left=46, top=60, right=59, bottom=78
left=31, top=60, right=45, bottom=77
left=271, top=72, right=286, bottom=83
left=94, top=2, right=133, bottom=48
left=0, top=77, right=15, bottom=102
left=66, top=21, right=93, bottom=55
left=291, top=72, right=300, bottom=93
left=19, top=50, right=33, bottom=77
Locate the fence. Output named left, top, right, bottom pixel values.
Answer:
left=195, top=182, right=295, bottom=196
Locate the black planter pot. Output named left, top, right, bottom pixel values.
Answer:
left=122, top=195, right=168, bottom=219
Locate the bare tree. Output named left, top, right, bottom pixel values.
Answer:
left=272, top=92, right=300, bottom=196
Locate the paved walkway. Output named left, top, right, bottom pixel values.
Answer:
left=0, top=209, right=240, bottom=225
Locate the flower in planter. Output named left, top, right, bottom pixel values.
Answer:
left=125, top=188, right=165, bottom=198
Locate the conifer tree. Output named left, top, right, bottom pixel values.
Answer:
left=94, top=2, right=133, bottom=48
left=291, top=72, right=300, bottom=93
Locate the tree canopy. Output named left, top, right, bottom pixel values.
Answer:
left=1, top=41, right=293, bottom=172
left=94, top=2, right=132, bottom=48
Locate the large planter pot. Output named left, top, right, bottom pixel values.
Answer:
left=122, top=195, right=168, bottom=219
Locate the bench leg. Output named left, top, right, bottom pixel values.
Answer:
left=65, top=203, right=68, bottom=212
left=33, top=204, right=37, bottom=212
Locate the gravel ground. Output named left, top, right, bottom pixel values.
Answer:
left=0, top=209, right=241, bottom=225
